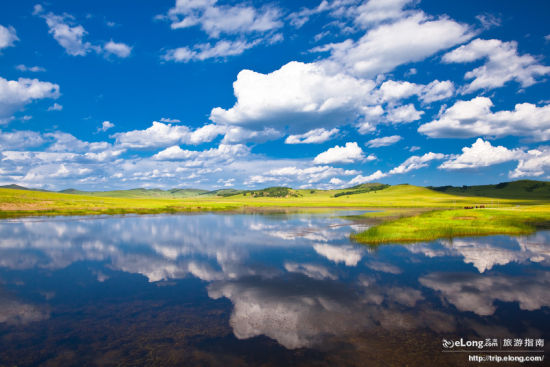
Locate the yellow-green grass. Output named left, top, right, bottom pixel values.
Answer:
left=2, top=185, right=549, bottom=245
left=0, top=185, right=540, bottom=216
left=351, top=205, right=550, bottom=244
left=0, top=188, right=243, bottom=218
left=184, top=184, right=531, bottom=209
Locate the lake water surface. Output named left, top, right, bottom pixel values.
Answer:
left=0, top=211, right=548, bottom=366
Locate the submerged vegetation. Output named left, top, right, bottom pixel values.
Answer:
left=1, top=180, right=550, bottom=244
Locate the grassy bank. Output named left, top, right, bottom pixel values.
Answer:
left=351, top=206, right=550, bottom=244
left=2, top=185, right=550, bottom=244
left=0, top=184, right=528, bottom=218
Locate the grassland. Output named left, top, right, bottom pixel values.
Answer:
left=1, top=181, right=550, bottom=244
left=351, top=206, right=550, bottom=244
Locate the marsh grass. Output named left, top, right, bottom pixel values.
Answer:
left=351, top=207, right=550, bottom=244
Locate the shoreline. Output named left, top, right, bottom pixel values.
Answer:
left=2, top=187, right=550, bottom=244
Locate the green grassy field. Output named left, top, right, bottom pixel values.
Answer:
left=429, top=180, right=550, bottom=199
left=351, top=206, right=550, bottom=244
left=1, top=181, right=550, bottom=244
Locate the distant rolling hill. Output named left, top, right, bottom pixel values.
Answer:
left=199, top=189, right=245, bottom=197
left=58, top=188, right=209, bottom=198
left=333, top=183, right=390, bottom=197
left=429, top=180, right=550, bottom=199
left=2, top=180, right=549, bottom=200
left=0, top=184, right=49, bottom=192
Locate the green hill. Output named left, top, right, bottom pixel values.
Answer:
left=59, top=188, right=208, bottom=198
left=6, top=180, right=550, bottom=201
left=334, top=183, right=390, bottom=197
left=246, top=187, right=301, bottom=198
left=199, top=189, right=245, bottom=197
left=429, top=180, right=550, bottom=199
left=0, top=184, right=49, bottom=192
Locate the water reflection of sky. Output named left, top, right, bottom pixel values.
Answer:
left=0, top=213, right=549, bottom=365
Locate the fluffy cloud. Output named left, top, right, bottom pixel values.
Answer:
left=211, top=61, right=376, bottom=131
left=37, top=9, right=131, bottom=58
left=366, top=135, right=402, bottom=147
left=421, top=80, right=455, bottom=103
left=349, top=170, right=387, bottom=185
left=285, top=128, right=339, bottom=144
left=443, top=39, right=550, bottom=92
left=152, top=144, right=249, bottom=162
left=165, top=0, right=283, bottom=37
left=379, top=79, right=454, bottom=104
left=254, top=165, right=359, bottom=186
left=290, top=0, right=416, bottom=30
left=103, top=40, right=132, bottom=58
left=40, top=12, right=93, bottom=56
left=314, top=142, right=369, bottom=164
left=99, top=121, right=114, bottom=132
left=510, top=147, right=550, bottom=178
left=385, top=103, right=423, bottom=123
left=440, top=138, right=524, bottom=170
left=389, top=152, right=446, bottom=174
left=354, top=0, right=416, bottom=26
left=112, top=121, right=225, bottom=148
left=0, top=130, right=44, bottom=150
left=221, top=126, right=281, bottom=143
left=317, top=13, right=473, bottom=77
left=418, top=97, right=550, bottom=141
left=0, top=77, right=60, bottom=124
left=0, top=25, right=18, bottom=49
left=379, top=80, right=418, bottom=101
left=164, top=39, right=259, bottom=62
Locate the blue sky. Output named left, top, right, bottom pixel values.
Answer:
left=0, top=0, right=549, bottom=190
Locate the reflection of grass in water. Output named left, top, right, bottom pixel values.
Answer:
left=352, top=207, right=550, bottom=244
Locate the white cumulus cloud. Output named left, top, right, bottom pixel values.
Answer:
left=314, top=142, right=368, bottom=164
left=37, top=9, right=131, bottom=58
left=112, top=121, right=225, bottom=148
left=418, top=97, right=550, bottom=141
left=210, top=61, right=376, bottom=132
left=152, top=144, right=249, bottom=162
left=285, top=128, right=339, bottom=144
left=165, top=0, right=283, bottom=38
left=366, top=135, right=402, bottom=148
left=99, top=121, right=115, bottom=132
left=0, top=25, right=18, bottom=49
left=164, top=39, right=258, bottom=62
left=317, top=12, right=473, bottom=78
left=0, top=77, right=60, bottom=124
left=440, top=138, right=524, bottom=170
left=104, top=40, right=132, bottom=58
left=389, top=152, right=446, bottom=174
left=510, top=147, right=550, bottom=178
left=385, top=103, right=423, bottom=123
left=443, top=38, right=550, bottom=92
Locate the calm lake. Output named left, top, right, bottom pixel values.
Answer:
left=0, top=211, right=548, bottom=366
